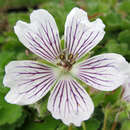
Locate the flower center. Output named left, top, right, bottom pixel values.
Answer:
left=56, top=49, right=78, bottom=71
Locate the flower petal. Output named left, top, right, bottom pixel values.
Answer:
left=3, top=61, right=56, bottom=105
left=120, top=63, right=130, bottom=102
left=123, top=82, right=130, bottom=102
left=72, top=53, right=126, bottom=91
left=14, top=9, right=61, bottom=63
left=47, top=78, right=94, bottom=126
left=64, top=7, right=105, bottom=59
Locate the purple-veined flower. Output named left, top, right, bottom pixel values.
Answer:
left=120, top=62, right=130, bottom=102
left=3, top=7, right=127, bottom=126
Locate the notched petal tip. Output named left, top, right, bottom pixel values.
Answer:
left=95, top=18, right=105, bottom=29
left=64, top=7, right=105, bottom=60
left=14, top=8, right=60, bottom=63
left=30, top=9, right=52, bottom=22
left=3, top=60, right=56, bottom=105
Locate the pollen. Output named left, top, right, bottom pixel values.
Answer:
left=57, top=49, right=78, bottom=71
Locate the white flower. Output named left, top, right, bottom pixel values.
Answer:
left=120, top=62, right=130, bottom=102
left=3, top=7, right=126, bottom=126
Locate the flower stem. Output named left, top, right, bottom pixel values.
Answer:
left=111, top=121, right=117, bottom=130
left=68, top=124, right=72, bottom=130
left=111, top=112, right=119, bottom=130
left=102, top=113, right=107, bottom=130
left=82, top=122, right=86, bottom=130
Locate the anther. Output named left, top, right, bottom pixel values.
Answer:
left=60, top=54, right=65, bottom=60
left=68, top=54, right=73, bottom=60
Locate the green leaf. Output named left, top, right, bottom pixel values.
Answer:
left=118, top=1, right=130, bottom=14
left=8, top=12, right=29, bottom=27
left=0, top=124, right=15, bottom=130
left=0, top=51, right=15, bottom=70
left=91, top=92, right=105, bottom=107
left=118, top=111, right=128, bottom=122
left=121, top=120, right=130, bottom=130
left=85, top=118, right=101, bottom=130
left=118, top=30, right=130, bottom=44
left=104, top=39, right=129, bottom=55
left=104, top=87, right=122, bottom=105
left=103, top=12, right=122, bottom=31
left=0, top=92, right=23, bottom=125
left=22, top=116, right=60, bottom=130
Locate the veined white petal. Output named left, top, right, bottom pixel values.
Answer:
left=120, top=63, right=130, bottom=102
left=72, top=53, right=127, bottom=91
left=64, top=7, right=105, bottom=59
left=123, top=82, right=130, bottom=102
left=3, top=61, right=56, bottom=105
left=47, top=79, right=94, bottom=126
left=14, top=9, right=60, bottom=63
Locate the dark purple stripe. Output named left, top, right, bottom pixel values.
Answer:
left=72, top=31, right=85, bottom=55
left=78, top=32, right=99, bottom=58
left=18, top=71, right=52, bottom=75
left=76, top=32, right=93, bottom=55
left=40, top=23, right=58, bottom=57
left=79, top=74, right=111, bottom=88
left=16, top=65, right=51, bottom=70
left=68, top=80, right=79, bottom=113
left=28, top=77, right=55, bottom=98
left=25, top=76, right=54, bottom=94
left=48, top=21, right=60, bottom=54
left=80, top=70, right=113, bottom=76
left=45, top=23, right=58, bottom=55
left=79, top=72, right=112, bottom=83
left=71, top=80, right=86, bottom=104
left=36, top=28, right=56, bottom=59
left=68, top=17, right=74, bottom=53
left=58, top=80, right=65, bottom=113
left=24, top=36, right=53, bottom=61
left=65, top=26, right=69, bottom=48
left=69, top=21, right=79, bottom=53
left=36, top=32, right=56, bottom=60
left=65, top=82, right=71, bottom=113
left=19, top=74, right=53, bottom=88
left=52, top=81, right=63, bottom=110
left=26, top=32, right=54, bottom=60
left=80, top=58, right=111, bottom=67
left=80, top=63, right=116, bottom=70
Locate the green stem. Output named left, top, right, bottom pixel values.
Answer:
left=82, top=122, right=86, bottom=130
left=68, top=124, right=72, bottom=130
left=102, top=114, right=107, bottom=130
left=111, top=121, right=117, bottom=130
left=111, top=111, right=120, bottom=130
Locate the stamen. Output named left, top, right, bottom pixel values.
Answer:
left=60, top=54, right=65, bottom=60
left=57, top=50, right=78, bottom=71
left=68, top=54, right=73, bottom=60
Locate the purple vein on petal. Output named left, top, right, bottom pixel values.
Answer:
left=48, top=21, right=60, bottom=53
left=72, top=30, right=85, bottom=55
left=79, top=74, right=111, bottom=88
left=40, top=23, right=58, bottom=57
left=69, top=21, right=80, bottom=53
left=78, top=32, right=100, bottom=58
left=24, top=33, right=54, bottom=62
left=67, top=17, right=74, bottom=53
left=29, top=77, right=55, bottom=99
left=36, top=30, right=56, bottom=59
left=52, top=81, right=63, bottom=111
left=75, top=32, right=93, bottom=55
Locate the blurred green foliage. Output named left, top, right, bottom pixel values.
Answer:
left=0, top=0, right=130, bottom=130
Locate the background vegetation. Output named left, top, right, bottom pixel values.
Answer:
left=0, top=0, right=130, bottom=130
